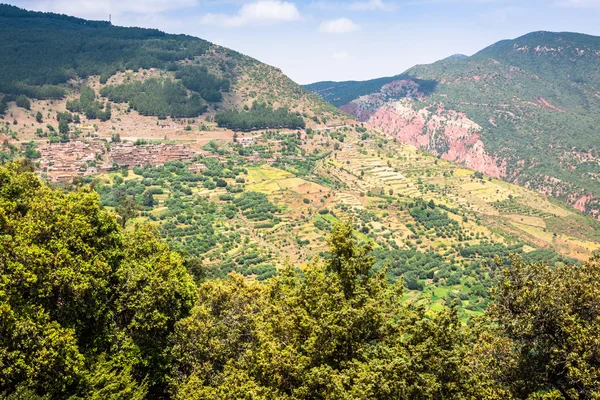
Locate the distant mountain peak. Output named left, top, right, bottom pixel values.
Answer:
left=441, top=54, right=468, bottom=61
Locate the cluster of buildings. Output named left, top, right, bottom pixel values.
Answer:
left=35, top=133, right=309, bottom=183
left=38, top=141, right=109, bottom=182
left=37, top=140, right=197, bottom=182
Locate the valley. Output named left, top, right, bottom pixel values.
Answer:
left=66, top=121, right=599, bottom=317
left=2, top=4, right=600, bottom=399
left=1, top=6, right=598, bottom=316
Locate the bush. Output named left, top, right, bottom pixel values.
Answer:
left=15, top=95, right=30, bottom=110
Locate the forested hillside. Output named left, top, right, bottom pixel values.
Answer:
left=2, top=161, right=600, bottom=399
left=305, top=31, right=600, bottom=220
left=0, top=4, right=345, bottom=126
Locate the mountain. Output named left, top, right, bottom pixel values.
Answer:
left=0, top=4, right=347, bottom=129
left=305, top=31, right=600, bottom=220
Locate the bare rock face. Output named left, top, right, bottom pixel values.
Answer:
left=354, top=98, right=506, bottom=179
left=339, top=79, right=424, bottom=122
left=340, top=102, right=375, bottom=122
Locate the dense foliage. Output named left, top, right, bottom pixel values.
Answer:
left=100, top=79, right=207, bottom=119
left=0, top=4, right=210, bottom=99
left=175, top=65, right=230, bottom=102
left=0, top=163, right=197, bottom=398
left=2, top=163, right=600, bottom=399
left=477, top=254, right=600, bottom=400
left=216, top=101, right=306, bottom=131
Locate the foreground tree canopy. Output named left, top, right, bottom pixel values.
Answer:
left=0, top=162, right=599, bottom=399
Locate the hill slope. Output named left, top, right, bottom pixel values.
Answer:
left=0, top=8, right=599, bottom=317
left=305, top=31, right=600, bottom=219
left=0, top=4, right=347, bottom=130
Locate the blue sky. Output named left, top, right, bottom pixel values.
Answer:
left=10, top=0, right=600, bottom=84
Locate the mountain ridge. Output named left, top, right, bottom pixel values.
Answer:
left=305, top=31, right=600, bottom=219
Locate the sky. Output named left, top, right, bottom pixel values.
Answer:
left=9, top=0, right=600, bottom=84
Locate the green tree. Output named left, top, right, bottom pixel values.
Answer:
left=35, top=111, right=43, bottom=123
left=0, top=165, right=121, bottom=396
left=142, top=191, right=155, bottom=207
left=101, top=102, right=112, bottom=121
left=15, top=95, right=30, bottom=110
left=116, top=225, right=198, bottom=395
left=24, top=141, right=40, bottom=159
left=0, top=163, right=197, bottom=399
left=58, top=118, right=69, bottom=135
left=479, top=256, right=600, bottom=400
left=116, top=197, right=138, bottom=227
left=69, top=356, right=147, bottom=400
left=170, top=221, right=480, bottom=399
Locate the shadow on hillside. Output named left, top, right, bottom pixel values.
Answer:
left=396, top=74, right=438, bottom=97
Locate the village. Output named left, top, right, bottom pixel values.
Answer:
left=33, top=129, right=315, bottom=182
left=37, top=140, right=199, bottom=182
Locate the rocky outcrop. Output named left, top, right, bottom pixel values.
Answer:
left=362, top=100, right=506, bottom=178
left=339, top=102, right=375, bottom=122
left=342, top=96, right=600, bottom=219
left=340, top=79, right=426, bottom=123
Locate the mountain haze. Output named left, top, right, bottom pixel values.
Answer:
left=306, top=31, right=600, bottom=219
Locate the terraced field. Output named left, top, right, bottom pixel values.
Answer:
left=85, top=124, right=600, bottom=314
left=321, top=128, right=600, bottom=261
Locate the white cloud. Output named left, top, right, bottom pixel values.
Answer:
left=319, top=18, right=360, bottom=33
left=557, top=0, right=600, bottom=7
left=349, top=0, right=397, bottom=11
left=332, top=51, right=349, bottom=60
left=200, top=0, right=302, bottom=27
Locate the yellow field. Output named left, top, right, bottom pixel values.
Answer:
left=247, top=166, right=294, bottom=183
left=454, top=169, right=474, bottom=177
left=504, top=214, right=546, bottom=229
left=246, top=166, right=328, bottom=196
left=509, top=221, right=555, bottom=243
